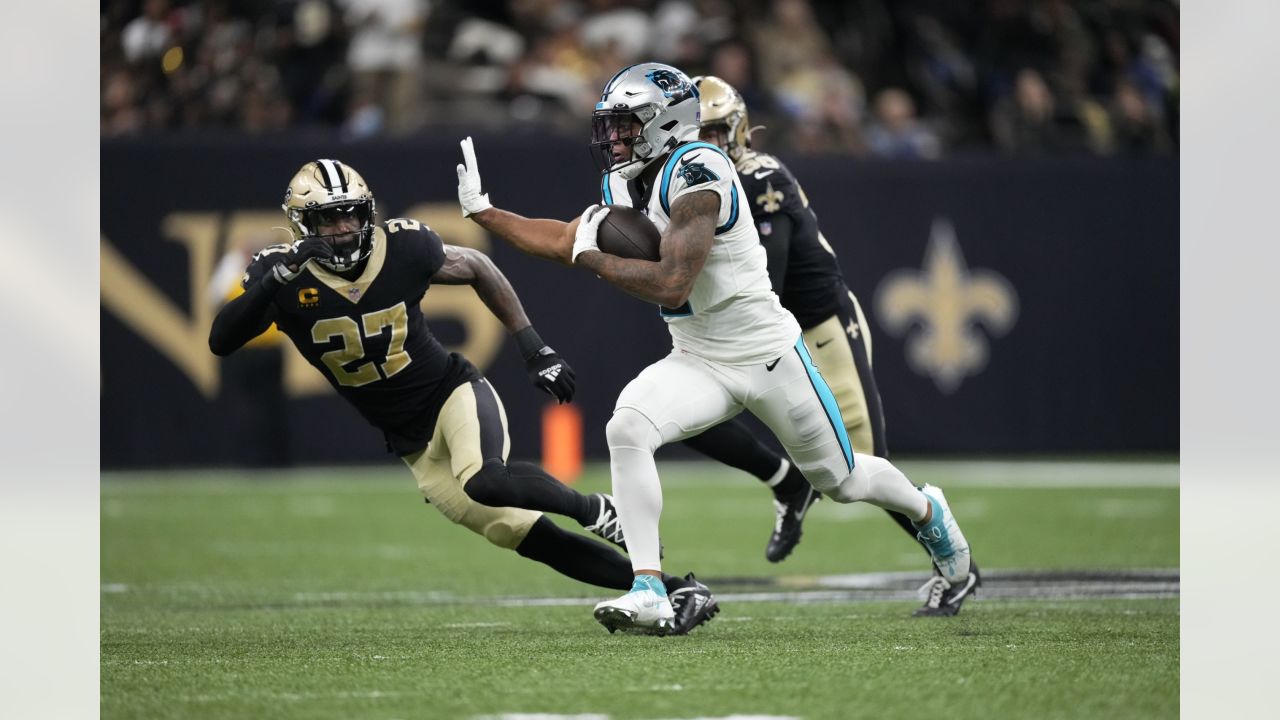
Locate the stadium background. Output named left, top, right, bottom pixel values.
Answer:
left=100, top=0, right=1179, bottom=468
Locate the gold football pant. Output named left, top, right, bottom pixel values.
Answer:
left=801, top=289, right=887, bottom=457
left=402, top=378, right=540, bottom=550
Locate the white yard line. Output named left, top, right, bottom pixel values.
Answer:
left=102, top=460, right=1178, bottom=492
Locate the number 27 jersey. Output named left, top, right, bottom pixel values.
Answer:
left=242, top=219, right=479, bottom=455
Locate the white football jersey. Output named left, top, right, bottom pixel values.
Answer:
left=600, top=141, right=800, bottom=365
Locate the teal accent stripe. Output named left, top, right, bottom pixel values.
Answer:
left=601, top=174, right=613, bottom=204
left=794, top=338, right=854, bottom=470
left=659, top=141, right=728, bottom=215
left=915, top=495, right=955, bottom=557
left=718, top=186, right=738, bottom=235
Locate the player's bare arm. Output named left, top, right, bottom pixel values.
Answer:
left=456, top=135, right=576, bottom=266
left=576, top=190, right=717, bottom=308
left=468, top=208, right=577, bottom=267
left=431, top=244, right=533, bottom=332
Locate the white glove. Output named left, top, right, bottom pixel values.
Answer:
left=456, top=136, right=492, bottom=217
left=572, top=204, right=611, bottom=263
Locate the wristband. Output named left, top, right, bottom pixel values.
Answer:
left=514, top=326, right=548, bottom=362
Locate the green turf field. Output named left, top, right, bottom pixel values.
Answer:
left=101, top=460, right=1179, bottom=720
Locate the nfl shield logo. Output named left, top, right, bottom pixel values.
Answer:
left=347, top=287, right=361, bottom=301
left=759, top=221, right=772, bottom=236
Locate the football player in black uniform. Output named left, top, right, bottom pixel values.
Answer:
left=208, top=159, right=717, bottom=634
left=688, top=78, right=981, bottom=616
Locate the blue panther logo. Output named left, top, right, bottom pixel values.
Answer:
left=647, top=69, right=694, bottom=100
left=677, top=153, right=719, bottom=186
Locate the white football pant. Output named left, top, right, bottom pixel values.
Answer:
left=607, top=337, right=928, bottom=571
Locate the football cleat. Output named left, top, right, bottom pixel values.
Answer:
left=584, top=493, right=627, bottom=550
left=665, top=572, right=720, bottom=635
left=913, top=561, right=982, bottom=617
left=766, top=484, right=821, bottom=563
left=913, top=484, right=972, bottom=584
left=593, top=578, right=676, bottom=636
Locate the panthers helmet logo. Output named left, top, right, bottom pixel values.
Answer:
left=647, top=69, right=695, bottom=101
left=677, top=154, right=719, bottom=186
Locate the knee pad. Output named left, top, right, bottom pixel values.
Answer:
left=606, top=407, right=662, bottom=453
left=462, top=458, right=511, bottom=507
left=827, top=461, right=873, bottom=504
left=479, top=516, right=527, bottom=550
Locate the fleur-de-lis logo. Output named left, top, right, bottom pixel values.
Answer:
left=757, top=182, right=783, bottom=213
left=874, top=218, right=1018, bottom=393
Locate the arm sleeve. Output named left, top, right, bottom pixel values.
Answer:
left=759, top=212, right=794, bottom=294
left=208, top=261, right=281, bottom=356
left=421, top=226, right=446, bottom=276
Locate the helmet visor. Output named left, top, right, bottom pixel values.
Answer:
left=302, top=201, right=374, bottom=268
left=590, top=110, right=643, bottom=173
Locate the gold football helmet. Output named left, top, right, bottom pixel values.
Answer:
left=281, top=159, right=377, bottom=272
left=692, top=75, right=751, bottom=161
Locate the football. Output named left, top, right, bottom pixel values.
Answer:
left=596, top=205, right=661, bottom=261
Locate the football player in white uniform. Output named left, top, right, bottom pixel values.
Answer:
left=456, top=62, right=972, bottom=635
left=690, top=75, right=981, bottom=616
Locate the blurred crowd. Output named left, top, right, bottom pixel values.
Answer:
left=101, top=0, right=1179, bottom=157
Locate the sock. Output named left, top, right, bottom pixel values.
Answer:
left=606, top=409, right=666, bottom=572
left=834, top=453, right=929, bottom=519
left=912, top=492, right=942, bottom=530
left=465, top=459, right=594, bottom=526
left=631, top=573, right=667, bottom=596
left=514, top=516, right=633, bottom=590
left=884, top=508, right=929, bottom=550
left=771, top=458, right=811, bottom=498
left=682, top=417, right=784, bottom=483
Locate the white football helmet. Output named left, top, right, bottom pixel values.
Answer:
left=590, top=62, right=701, bottom=180
left=281, top=159, right=377, bottom=272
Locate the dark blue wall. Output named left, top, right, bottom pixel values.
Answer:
left=101, top=136, right=1177, bottom=467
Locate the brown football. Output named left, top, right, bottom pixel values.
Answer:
left=596, top=205, right=661, bottom=261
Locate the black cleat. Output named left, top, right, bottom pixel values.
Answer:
left=665, top=572, right=720, bottom=635
left=765, top=484, right=821, bottom=562
left=913, top=561, right=982, bottom=617
left=583, top=493, right=663, bottom=558
left=584, top=493, right=627, bottom=550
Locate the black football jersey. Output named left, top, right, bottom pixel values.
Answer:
left=735, top=150, right=844, bottom=329
left=243, top=219, right=480, bottom=455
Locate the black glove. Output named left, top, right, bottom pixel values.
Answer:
left=515, top=326, right=576, bottom=403
left=270, top=238, right=334, bottom=284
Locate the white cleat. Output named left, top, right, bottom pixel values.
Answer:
left=593, top=588, right=676, bottom=636
left=915, top=484, right=972, bottom=584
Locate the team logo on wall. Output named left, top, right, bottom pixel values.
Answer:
left=874, top=218, right=1018, bottom=394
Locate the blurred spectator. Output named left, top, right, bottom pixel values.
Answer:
left=579, top=0, right=652, bottom=64
left=99, top=0, right=1179, bottom=156
left=121, top=0, right=175, bottom=64
left=866, top=88, right=941, bottom=160
left=342, top=0, right=428, bottom=134
left=990, top=67, right=1087, bottom=155
left=774, top=52, right=867, bottom=155
left=750, top=0, right=832, bottom=91
left=1109, top=77, right=1170, bottom=155
left=507, top=23, right=598, bottom=128
left=272, top=0, right=351, bottom=127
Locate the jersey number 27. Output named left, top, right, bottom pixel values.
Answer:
left=311, top=302, right=411, bottom=387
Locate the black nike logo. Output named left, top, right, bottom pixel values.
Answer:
left=765, top=358, right=781, bottom=371
left=680, top=153, right=702, bottom=165
left=815, top=338, right=836, bottom=349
